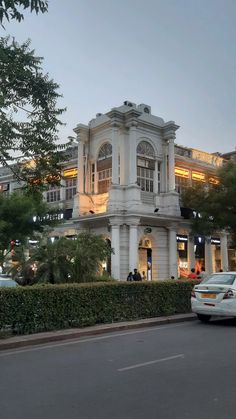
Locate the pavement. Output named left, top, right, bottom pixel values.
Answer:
left=0, top=312, right=196, bottom=351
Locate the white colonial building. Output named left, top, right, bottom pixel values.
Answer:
left=62, top=101, right=228, bottom=280
left=0, top=101, right=231, bottom=279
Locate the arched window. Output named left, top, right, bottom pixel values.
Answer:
left=137, top=141, right=155, bottom=158
left=137, top=141, right=160, bottom=193
left=97, top=142, right=112, bottom=193
left=98, top=143, right=112, bottom=161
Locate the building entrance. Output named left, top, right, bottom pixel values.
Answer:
left=138, top=238, right=152, bottom=280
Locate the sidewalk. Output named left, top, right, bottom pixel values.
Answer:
left=0, top=313, right=196, bottom=351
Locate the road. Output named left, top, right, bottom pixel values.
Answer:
left=1, top=318, right=236, bottom=419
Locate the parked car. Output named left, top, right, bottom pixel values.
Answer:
left=191, top=272, right=236, bottom=323
left=0, top=273, right=18, bottom=287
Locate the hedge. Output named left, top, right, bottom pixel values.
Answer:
left=0, top=280, right=197, bottom=336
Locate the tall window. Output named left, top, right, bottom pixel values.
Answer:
left=46, top=185, right=60, bottom=203
left=97, top=142, right=112, bottom=194
left=65, top=178, right=77, bottom=200
left=137, top=141, right=157, bottom=193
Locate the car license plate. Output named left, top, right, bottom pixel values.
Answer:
left=201, top=293, right=216, bottom=299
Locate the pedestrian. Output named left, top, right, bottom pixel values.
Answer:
left=127, top=272, right=133, bottom=281
left=197, top=267, right=208, bottom=281
left=188, top=268, right=197, bottom=279
left=142, top=271, right=147, bottom=281
left=133, top=268, right=142, bottom=281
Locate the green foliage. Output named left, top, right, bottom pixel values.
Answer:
left=24, top=233, right=113, bottom=284
left=0, top=192, right=60, bottom=271
left=181, top=160, right=236, bottom=244
left=71, top=233, right=113, bottom=283
left=0, top=37, right=66, bottom=189
left=32, top=237, right=75, bottom=284
left=0, top=280, right=197, bottom=335
left=0, top=0, right=48, bottom=26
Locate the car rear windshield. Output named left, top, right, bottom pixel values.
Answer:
left=203, top=274, right=236, bottom=285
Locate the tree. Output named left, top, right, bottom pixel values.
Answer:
left=0, top=1, right=67, bottom=191
left=0, top=1, right=48, bottom=26
left=181, top=160, right=236, bottom=244
left=27, top=233, right=113, bottom=284
left=71, top=233, right=113, bottom=282
left=0, top=191, right=60, bottom=272
left=32, top=237, right=75, bottom=284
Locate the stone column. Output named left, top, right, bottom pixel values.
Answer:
left=168, top=138, right=175, bottom=192
left=161, top=143, right=168, bottom=193
left=154, top=160, right=159, bottom=194
left=129, top=123, right=138, bottom=185
left=205, top=237, right=213, bottom=274
left=110, top=223, right=121, bottom=280
left=111, top=124, right=119, bottom=185
left=77, top=139, right=84, bottom=195
left=94, top=161, right=98, bottom=194
left=188, top=235, right=195, bottom=271
left=128, top=218, right=140, bottom=272
left=60, top=178, right=66, bottom=202
left=220, top=232, right=229, bottom=271
left=168, top=226, right=178, bottom=279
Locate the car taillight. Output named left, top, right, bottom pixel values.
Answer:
left=223, top=289, right=234, bottom=299
left=191, top=289, right=196, bottom=298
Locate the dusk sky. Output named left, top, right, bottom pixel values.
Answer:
left=3, top=0, right=236, bottom=153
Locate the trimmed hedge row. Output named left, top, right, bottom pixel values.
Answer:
left=0, top=280, right=197, bottom=335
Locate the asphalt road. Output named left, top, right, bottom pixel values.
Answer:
left=1, top=318, right=236, bottom=419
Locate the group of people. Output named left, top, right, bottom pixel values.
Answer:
left=127, top=269, right=148, bottom=281
left=188, top=267, right=206, bottom=280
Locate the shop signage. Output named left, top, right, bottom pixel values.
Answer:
left=211, top=237, right=220, bottom=245
left=176, top=235, right=188, bottom=242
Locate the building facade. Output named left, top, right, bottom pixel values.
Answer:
left=69, top=101, right=229, bottom=279
left=0, top=101, right=233, bottom=279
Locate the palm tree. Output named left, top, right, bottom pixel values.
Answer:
left=33, top=238, right=75, bottom=284
left=71, top=233, right=112, bottom=282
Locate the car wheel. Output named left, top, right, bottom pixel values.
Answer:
left=197, top=314, right=211, bottom=323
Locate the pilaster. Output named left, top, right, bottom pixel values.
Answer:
left=167, top=225, right=178, bottom=279
left=220, top=231, right=229, bottom=271
left=187, top=234, right=195, bottom=271
left=205, top=236, right=213, bottom=274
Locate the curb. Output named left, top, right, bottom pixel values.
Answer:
left=0, top=313, right=196, bottom=351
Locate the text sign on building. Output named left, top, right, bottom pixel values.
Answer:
left=211, top=238, right=220, bottom=245
left=176, top=235, right=188, bottom=242
left=175, top=167, right=189, bottom=178
left=192, top=171, right=205, bottom=182
left=63, top=168, right=78, bottom=178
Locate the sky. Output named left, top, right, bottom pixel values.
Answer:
left=2, top=0, right=236, bottom=153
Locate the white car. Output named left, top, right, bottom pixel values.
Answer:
left=0, top=273, right=18, bottom=287
left=191, top=272, right=236, bottom=323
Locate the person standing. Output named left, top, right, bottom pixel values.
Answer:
left=197, top=267, right=208, bottom=281
left=142, top=271, right=147, bottom=281
left=127, top=272, right=133, bottom=281
left=133, top=269, right=142, bottom=281
left=188, top=268, right=197, bottom=279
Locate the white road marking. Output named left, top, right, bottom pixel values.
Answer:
left=0, top=323, right=187, bottom=357
left=118, top=354, right=185, bottom=372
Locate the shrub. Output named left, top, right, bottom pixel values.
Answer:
left=0, top=280, right=197, bottom=335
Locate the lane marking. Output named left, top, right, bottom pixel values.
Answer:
left=118, top=354, right=185, bottom=372
left=0, top=323, right=188, bottom=358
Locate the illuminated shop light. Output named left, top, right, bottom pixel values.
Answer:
left=192, top=171, right=205, bottom=182
left=63, top=168, right=78, bottom=178
left=209, top=177, right=219, bottom=185
left=175, top=167, right=189, bottom=178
